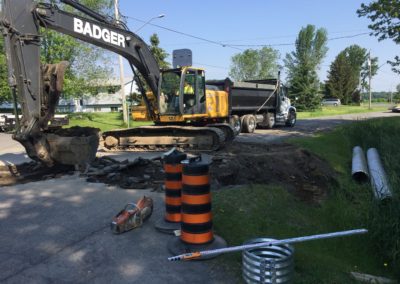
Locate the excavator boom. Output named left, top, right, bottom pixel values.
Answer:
left=1, top=0, right=161, bottom=165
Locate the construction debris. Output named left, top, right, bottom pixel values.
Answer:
left=1, top=142, right=337, bottom=205
left=84, top=156, right=164, bottom=190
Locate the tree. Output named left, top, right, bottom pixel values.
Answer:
left=357, top=0, right=400, bottom=73
left=0, top=38, right=11, bottom=104
left=284, top=25, right=328, bottom=110
left=133, top=33, right=170, bottom=95
left=0, top=1, right=113, bottom=103
left=40, top=0, right=113, bottom=98
left=394, top=83, right=400, bottom=102
left=326, top=45, right=378, bottom=104
left=229, top=47, right=280, bottom=81
left=149, top=34, right=170, bottom=69
left=326, top=52, right=355, bottom=104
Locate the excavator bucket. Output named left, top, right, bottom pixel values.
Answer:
left=15, top=62, right=100, bottom=167
left=46, top=128, right=100, bottom=166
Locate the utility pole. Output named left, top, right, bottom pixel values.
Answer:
left=390, top=84, right=394, bottom=105
left=368, top=51, right=372, bottom=110
left=114, top=0, right=128, bottom=124
left=391, top=91, right=393, bottom=104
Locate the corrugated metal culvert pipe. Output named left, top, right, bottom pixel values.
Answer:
left=242, top=238, right=294, bottom=284
left=351, top=146, right=369, bottom=182
left=367, top=148, right=392, bottom=200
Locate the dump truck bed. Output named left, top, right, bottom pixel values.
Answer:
left=206, top=79, right=279, bottom=115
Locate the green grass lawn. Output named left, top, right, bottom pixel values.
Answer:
left=212, top=117, right=400, bottom=283
left=297, top=104, right=390, bottom=119
left=65, top=106, right=392, bottom=131
left=66, top=112, right=153, bottom=132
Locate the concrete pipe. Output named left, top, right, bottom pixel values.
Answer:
left=367, top=148, right=392, bottom=200
left=351, top=146, right=369, bottom=182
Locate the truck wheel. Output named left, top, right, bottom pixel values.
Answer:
left=229, top=115, right=242, bottom=135
left=266, top=113, right=275, bottom=129
left=242, top=115, right=256, bottom=133
left=285, top=110, right=297, bottom=127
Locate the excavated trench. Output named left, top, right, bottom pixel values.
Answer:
left=0, top=141, right=336, bottom=203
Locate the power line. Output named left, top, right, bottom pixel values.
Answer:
left=123, top=13, right=371, bottom=51
left=227, top=32, right=371, bottom=47
left=162, top=29, right=371, bottom=46
left=329, top=32, right=370, bottom=41
left=114, top=15, right=375, bottom=72
left=163, top=54, right=229, bottom=70
left=124, top=15, right=370, bottom=49
left=193, top=62, right=230, bottom=70
left=123, top=15, right=244, bottom=51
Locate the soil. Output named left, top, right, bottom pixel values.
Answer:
left=211, top=142, right=337, bottom=202
left=48, top=126, right=100, bottom=137
left=0, top=163, right=75, bottom=186
left=0, top=142, right=336, bottom=202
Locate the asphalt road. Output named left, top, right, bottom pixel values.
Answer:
left=0, top=133, right=31, bottom=166
left=1, top=110, right=399, bottom=283
left=236, top=110, right=400, bottom=144
left=0, top=176, right=235, bottom=283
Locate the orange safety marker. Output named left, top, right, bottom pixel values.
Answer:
left=167, top=156, right=227, bottom=260
left=164, top=150, right=187, bottom=223
left=180, top=157, right=213, bottom=245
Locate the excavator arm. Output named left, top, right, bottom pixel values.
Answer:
left=1, top=0, right=160, bottom=165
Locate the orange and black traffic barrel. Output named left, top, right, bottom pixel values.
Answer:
left=164, top=150, right=187, bottom=223
left=181, top=158, right=213, bottom=245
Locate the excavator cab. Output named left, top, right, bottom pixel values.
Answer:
left=158, top=67, right=206, bottom=119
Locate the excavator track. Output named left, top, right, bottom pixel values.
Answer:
left=102, top=125, right=234, bottom=152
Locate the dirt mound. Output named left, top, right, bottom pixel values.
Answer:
left=0, top=163, right=74, bottom=186
left=211, top=142, right=337, bottom=202
left=0, top=141, right=336, bottom=203
left=48, top=126, right=100, bottom=137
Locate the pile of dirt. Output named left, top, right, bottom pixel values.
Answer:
left=0, top=163, right=74, bottom=186
left=0, top=141, right=337, bottom=203
left=86, top=142, right=336, bottom=202
left=211, top=142, right=337, bottom=202
left=48, top=126, right=100, bottom=137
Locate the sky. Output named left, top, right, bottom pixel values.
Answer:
left=117, top=0, right=399, bottom=92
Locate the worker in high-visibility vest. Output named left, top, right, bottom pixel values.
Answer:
left=184, top=81, right=194, bottom=94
